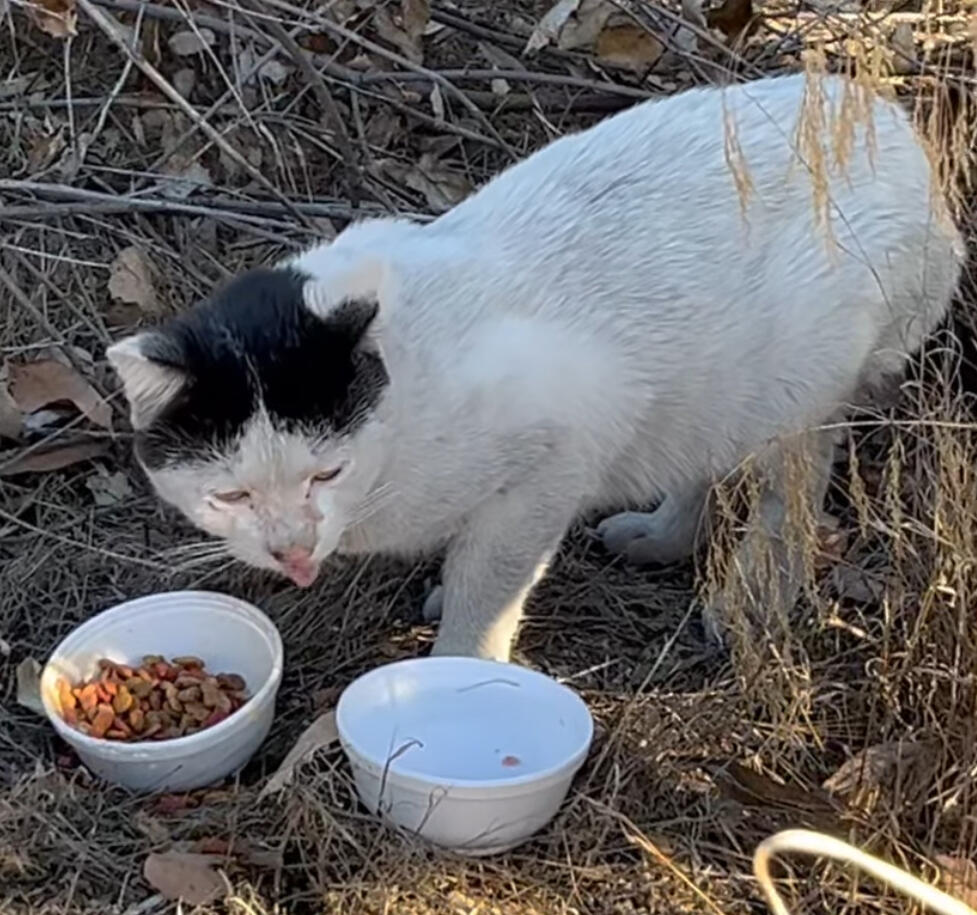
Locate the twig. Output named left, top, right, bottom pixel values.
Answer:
left=261, top=0, right=519, bottom=161
left=236, top=0, right=362, bottom=206
left=0, top=179, right=430, bottom=224
left=357, top=68, right=654, bottom=100
left=74, top=0, right=315, bottom=229
left=0, top=260, right=113, bottom=402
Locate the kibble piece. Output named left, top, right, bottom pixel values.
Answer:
left=176, top=685, right=201, bottom=702
left=57, top=655, right=249, bottom=743
left=184, top=701, right=211, bottom=723
left=174, top=673, right=204, bottom=688
left=78, top=683, right=99, bottom=714
left=90, top=704, right=115, bottom=738
left=217, top=673, right=246, bottom=692
left=113, top=684, right=134, bottom=714
left=129, top=707, right=145, bottom=733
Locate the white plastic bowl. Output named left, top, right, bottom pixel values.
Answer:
left=40, top=590, right=283, bottom=793
left=336, top=657, right=594, bottom=855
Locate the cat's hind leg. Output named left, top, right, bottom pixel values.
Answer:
left=598, top=483, right=709, bottom=565
left=705, top=427, right=835, bottom=636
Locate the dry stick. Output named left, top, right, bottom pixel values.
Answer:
left=0, top=179, right=430, bottom=223
left=74, top=0, right=315, bottom=230
left=0, top=503, right=167, bottom=569
left=235, top=0, right=361, bottom=207
left=9, top=247, right=111, bottom=346
left=0, top=261, right=115, bottom=405
left=261, top=0, right=518, bottom=161
left=357, top=68, right=653, bottom=99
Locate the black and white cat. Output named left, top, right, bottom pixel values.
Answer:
left=108, top=74, right=962, bottom=662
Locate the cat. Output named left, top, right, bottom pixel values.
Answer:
left=108, top=73, right=962, bottom=662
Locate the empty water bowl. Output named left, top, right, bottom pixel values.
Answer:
left=336, top=657, right=593, bottom=855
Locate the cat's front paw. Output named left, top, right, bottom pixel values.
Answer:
left=430, top=629, right=512, bottom=663
left=597, top=510, right=693, bottom=566
left=421, top=584, right=444, bottom=622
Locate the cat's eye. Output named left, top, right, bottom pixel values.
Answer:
left=311, top=467, right=343, bottom=484
left=213, top=489, right=251, bottom=504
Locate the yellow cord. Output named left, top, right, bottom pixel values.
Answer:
left=754, top=829, right=977, bottom=915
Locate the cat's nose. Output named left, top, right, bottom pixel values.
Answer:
left=271, top=546, right=312, bottom=563
left=270, top=546, right=318, bottom=588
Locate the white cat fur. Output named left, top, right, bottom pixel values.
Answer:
left=140, top=74, right=964, bottom=661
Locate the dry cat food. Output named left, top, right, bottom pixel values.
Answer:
left=56, top=655, right=248, bottom=741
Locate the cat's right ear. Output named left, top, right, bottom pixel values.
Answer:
left=106, top=334, right=187, bottom=429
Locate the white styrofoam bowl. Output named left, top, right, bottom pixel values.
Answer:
left=336, top=657, right=594, bottom=855
left=40, top=590, right=283, bottom=793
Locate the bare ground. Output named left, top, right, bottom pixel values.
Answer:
left=3, top=1, right=977, bottom=913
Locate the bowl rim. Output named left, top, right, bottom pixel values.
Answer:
left=335, top=656, right=594, bottom=791
left=41, top=590, right=284, bottom=757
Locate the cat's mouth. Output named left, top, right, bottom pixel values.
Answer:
left=273, top=550, right=320, bottom=588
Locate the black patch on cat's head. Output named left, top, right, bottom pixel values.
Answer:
left=136, top=266, right=388, bottom=468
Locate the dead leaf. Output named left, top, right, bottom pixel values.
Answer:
left=402, top=0, right=430, bottom=48
left=172, top=67, right=196, bottom=98
left=107, top=245, right=159, bottom=315
left=890, top=22, right=917, bottom=75
left=0, top=440, right=109, bottom=476
left=365, top=110, right=402, bottom=149
left=259, top=709, right=338, bottom=799
left=823, top=740, right=928, bottom=800
left=159, top=158, right=212, bottom=200
left=714, top=760, right=841, bottom=828
left=705, top=0, right=758, bottom=42
left=557, top=0, right=615, bottom=51
left=379, top=153, right=472, bottom=213
left=675, top=0, right=706, bottom=53
left=168, top=28, right=216, bottom=57
left=16, top=657, right=44, bottom=715
left=143, top=852, right=225, bottom=906
left=0, top=369, right=21, bottom=440
left=374, top=0, right=429, bottom=64
left=152, top=793, right=200, bottom=815
left=134, top=810, right=170, bottom=845
left=831, top=564, right=885, bottom=604
left=478, top=40, right=522, bottom=70
left=814, top=520, right=848, bottom=573
left=27, top=130, right=66, bottom=173
left=27, top=0, right=76, bottom=38
left=8, top=360, right=111, bottom=430
left=936, top=856, right=977, bottom=909
left=86, top=469, right=134, bottom=506
left=190, top=836, right=283, bottom=869
left=525, top=0, right=581, bottom=53
left=258, top=58, right=291, bottom=84
left=596, top=23, right=664, bottom=74
left=429, top=84, right=445, bottom=121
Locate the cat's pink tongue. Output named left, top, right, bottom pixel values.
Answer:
left=281, top=558, right=319, bottom=588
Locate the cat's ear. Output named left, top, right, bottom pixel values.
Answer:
left=301, top=257, right=386, bottom=354
left=106, top=333, right=187, bottom=429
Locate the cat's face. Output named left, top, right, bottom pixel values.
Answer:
left=107, top=266, right=390, bottom=587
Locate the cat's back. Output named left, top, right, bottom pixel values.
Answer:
left=432, top=73, right=937, bottom=276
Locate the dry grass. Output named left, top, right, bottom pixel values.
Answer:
left=2, top=0, right=977, bottom=913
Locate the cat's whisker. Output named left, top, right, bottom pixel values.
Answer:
left=161, top=539, right=224, bottom=557
left=349, top=485, right=399, bottom=527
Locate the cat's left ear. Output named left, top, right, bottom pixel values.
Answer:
left=106, top=333, right=187, bottom=429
